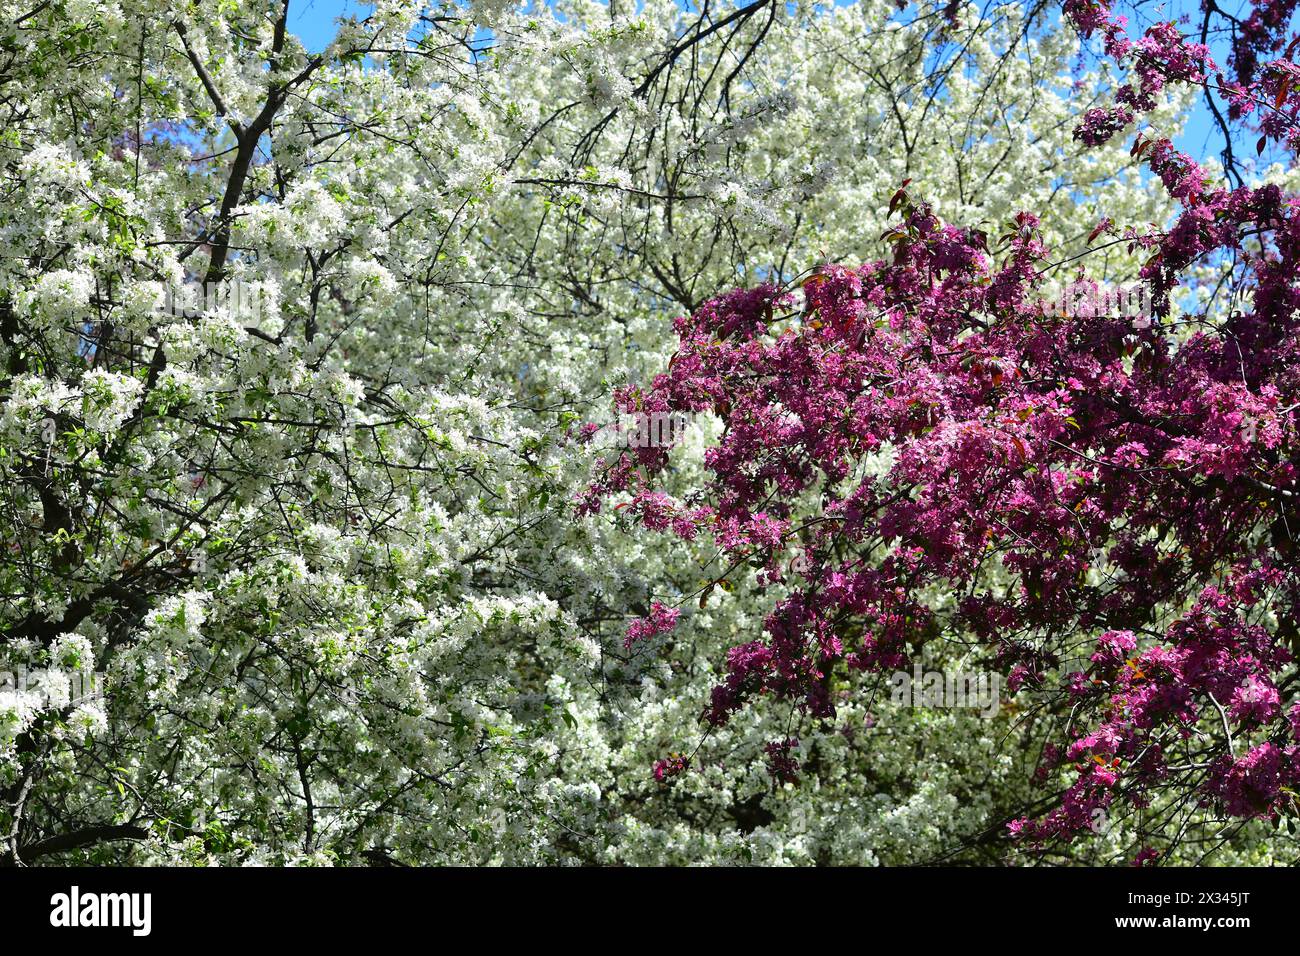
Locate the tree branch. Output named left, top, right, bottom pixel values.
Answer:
left=17, top=824, right=149, bottom=864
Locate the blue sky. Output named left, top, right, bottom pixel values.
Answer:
left=289, top=0, right=368, bottom=52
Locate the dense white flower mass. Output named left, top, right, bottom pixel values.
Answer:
left=0, top=0, right=1285, bottom=867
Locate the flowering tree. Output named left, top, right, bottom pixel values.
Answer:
left=587, top=0, right=1300, bottom=864
left=2, top=0, right=1289, bottom=867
